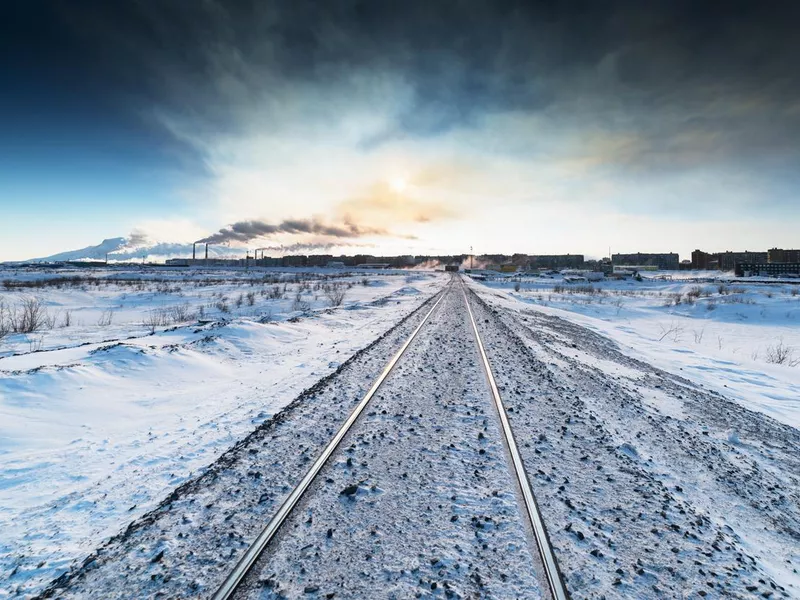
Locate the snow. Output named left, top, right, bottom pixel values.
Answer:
left=478, top=274, right=800, bottom=428
left=6, top=273, right=797, bottom=599
left=466, top=281, right=799, bottom=598
left=238, top=287, right=545, bottom=598
left=25, top=236, right=246, bottom=263
left=25, top=287, right=452, bottom=599
left=0, top=267, right=444, bottom=598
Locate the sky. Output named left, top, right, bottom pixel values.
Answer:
left=1, top=0, right=798, bottom=261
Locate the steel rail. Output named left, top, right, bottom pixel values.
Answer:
left=460, top=278, right=570, bottom=600
left=211, top=283, right=450, bottom=600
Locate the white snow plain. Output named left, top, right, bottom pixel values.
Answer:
left=0, top=266, right=443, bottom=598
left=481, top=273, right=800, bottom=429
left=467, top=278, right=799, bottom=598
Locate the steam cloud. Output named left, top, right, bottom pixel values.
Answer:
left=257, top=242, right=337, bottom=254
left=198, top=219, right=387, bottom=245
left=126, top=230, right=149, bottom=247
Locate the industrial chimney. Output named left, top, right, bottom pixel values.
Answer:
left=192, top=242, right=196, bottom=261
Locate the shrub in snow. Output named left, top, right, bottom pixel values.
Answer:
left=97, top=309, right=114, bottom=327
left=324, top=285, right=346, bottom=307
left=11, top=297, right=49, bottom=333
left=687, top=286, right=702, bottom=298
left=765, top=339, right=797, bottom=366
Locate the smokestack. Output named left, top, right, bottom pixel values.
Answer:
left=193, top=242, right=196, bottom=261
left=205, top=243, right=208, bottom=264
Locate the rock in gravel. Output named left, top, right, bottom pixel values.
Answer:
left=339, top=484, right=359, bottom=497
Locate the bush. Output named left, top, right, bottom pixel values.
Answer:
left=12, top=298, right=49, bottom=333
left=765, top=339, right=798, bottom=366
left=325, top=285, right=347, bottom=307
left=0, top=300, right=10, bottom=340
left=292, top=292, right=310, bottom=312
left=97, top=309, right=114, bottom=327
left=514, top=282, right=521, bottom=292
left=168, top=303, right=192, bottom=323
left=143, top=308, right=170, bottom=334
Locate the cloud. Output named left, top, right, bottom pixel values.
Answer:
left=198, top=218, right=389, bottom=245
left=126, top=229, right=149, bottom=247
left=256, top=242, right=336, bottom=254
left=42, top=0, right=800, bottom=257
left=334, top=178, right=461, bottom=226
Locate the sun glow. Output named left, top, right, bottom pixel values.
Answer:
left=389, top=177, right=408, bottom=193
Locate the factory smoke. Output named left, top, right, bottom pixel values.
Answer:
left=256, top=242, right=337, bottom=254
left=198, top=218, right=388, bottom=245
left=126, top=230, right=150, bottom=247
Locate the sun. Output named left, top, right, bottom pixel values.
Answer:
left=389, top=177, right=408, bottom=193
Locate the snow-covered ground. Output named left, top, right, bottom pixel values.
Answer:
left=0, top=266, right=443, bottom=598
left=467, top=280, right=799, bottom=598
left=478, top=274, right=800, bottom=428
left=32, top=278, right=799, bottom=600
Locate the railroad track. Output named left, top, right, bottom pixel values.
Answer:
left=212, top=276, right=569, bottom=600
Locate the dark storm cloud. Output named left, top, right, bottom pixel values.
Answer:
left=3, top=1, right=799, bottom=173
left=198, top=218, right=387, bottom=245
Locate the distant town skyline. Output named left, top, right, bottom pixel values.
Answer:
left=2, top=1, right=799, bottom=261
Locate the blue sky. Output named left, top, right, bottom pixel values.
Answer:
left=1, top=1, right=798, bottom=261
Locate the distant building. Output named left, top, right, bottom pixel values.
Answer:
left=691, top=249, right=712, bottom=270
left=736, top=263, right=800, bottom=277
left=282, top=255, right=306, bottom=267
left=165, top=258, right=190, bottom=266
left=258, top=256, right=281, bottom=267
left=326, top=261, right=346, bottom=269
left=305, top=254, right=334, bottom=267
left=527, top=254, right=584, bottom=270
left=768, top=248, right=800, bottom=263
left=715, top=251, right=768, bottom=272
left=612, top=253, right=679, bottom=270
left=613, top=265, right=658, bottom=273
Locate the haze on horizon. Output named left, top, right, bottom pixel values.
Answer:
left=1, top=1, right=798, bottom=262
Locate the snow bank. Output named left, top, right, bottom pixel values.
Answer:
left=0, top=267, right=443, bottom=596
left=478, top=275, right=800, bottom=428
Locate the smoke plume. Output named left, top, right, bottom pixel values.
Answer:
left=198, top=218, right=387, bottom=245
left=257, top=242, right=336, bottom=254
left=126, top=230, right=149, bottom=247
